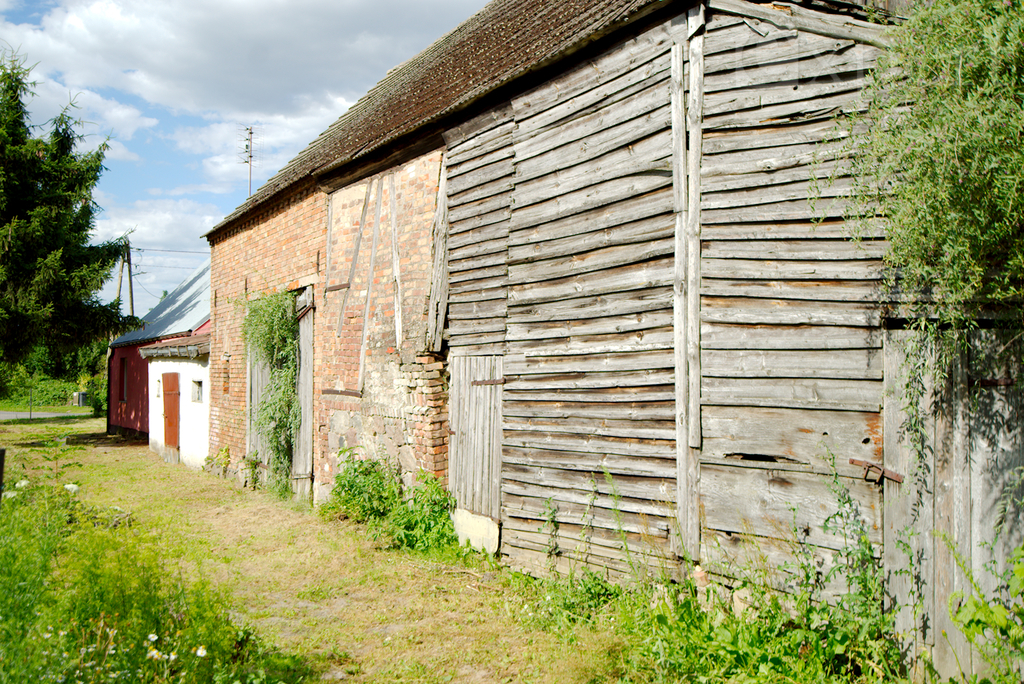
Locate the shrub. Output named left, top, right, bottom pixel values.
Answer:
left=320, top=456, right=459, bottom=554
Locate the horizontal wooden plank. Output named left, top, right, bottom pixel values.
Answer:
left=512, top=21, right=674, bottom=123
left=705, top=18, right=798, bottom=57
left=509, top=286, right=672, bottom=323
left=509, top=237, right=673, bottom=287
left=446, top=120, right=514, bottom=166
left=701, top=219, right=885, bottom=241
left=447, top=156, right=514, bottom=197
left=448, top=331, right=506, bottom=347
left=702, top=529, right=850, bottom=601
left=449, top=223, right=508, bottom=255
left=515, top=101, right=671, bottom=186
left=505, top=366, right=675, bottom=390
left=446, top=142, right=514, bottom=181
left=700, top=278, right=884, bottom=302
left=515, top=77, right=669, bottom=163
left=449, top=207, right=511, bottom=235
left=448, top=342, right=507, bottom=357
left=503, top=444, right=676, bottom=478
left=701, top=175, right=855, bottom=211
left=702, top=347, right=882, bottom=379
left=510, top=187, right=674, bottom=247
left=507, top=326, right=674, bottom=356
left=700, top=462, right=882, bottom=551
left=702, top=196, right=856, bottom=223
left=448, top=317, right=506, bottom=336
left=702, top=118, right=864, bottom=155
left=703, top=89, right=867, bottom=131
left=505, top=384, right=675, bottom=404
left=702, top=258, right=883, bottom=281
left=700, top=296, right=883, bottom=327
left=507, top=309, right=673, bottom=342
left=504, top=349, right=674, bottom=374
left=701, top=140, right=847, bottom=179
left=502, top=517, right=674, bottom=566
left=448, top=297, right=507, bottom=321
left=501, top=430, right=671, bottom=462
left=502, top=402, right=675, bottom=422
left=701, top=405, right=882, bottom=473
left=701, top=322, right=882, bottom=350
left=504, top=463, right=675, bottom=503
left=701, top=239, right=886, bottom=261
left=503, top=489, right=674, bottom=532
left=449, top=249, right=506, bottom=274
left=504, top=414, right=675, bottom=440
left=704, top=73, right=868, bottom=119
left=702, top=157, right=851, bottom=194
left=449, top=274, right=508, bottom=296
left=704, top=43, right=877, bottom=93
left=514, top=132, right=672, bottom=209
left=702, top=376, right=883, bottom=411
left=509, top=172, right=672, bottom=233
left=448, top=172, right=514, bottom=208
left=708, top=0, right=889, bottom=48
left=707, top=34, right=856, bottom=75
left=449, top=263, right=506, bottom=285
left=448, top=190, right=512, bottom=224
left=509, top=214, right=672, bottom=267
left=448, top=285, right=506, bottom=305
left=509, top=256, right=673, bottom=306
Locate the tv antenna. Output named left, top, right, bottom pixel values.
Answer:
left=239, top=125, right=262, bottom=196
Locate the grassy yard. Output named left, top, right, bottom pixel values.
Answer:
left=0, top=416, right=620, bottom=683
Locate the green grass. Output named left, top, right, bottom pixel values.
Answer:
left=0, top=483, right=311, bottom=683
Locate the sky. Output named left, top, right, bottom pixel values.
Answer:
left=1, top=0, right=489, bottom=317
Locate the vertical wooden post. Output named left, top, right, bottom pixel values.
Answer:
left=0, top=448, right=6, bottom=506
left=673, top=3, right=704, bottom=562
left=357, top=182, right=384, bottom=393
left=425, top=154, right=449, bottom=352
left=388, top=173, right=404, bottom=346
left=337, top=179, right=375, bottom=336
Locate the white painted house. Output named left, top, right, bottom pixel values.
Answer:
left=130, top=260, right=211, bottom=468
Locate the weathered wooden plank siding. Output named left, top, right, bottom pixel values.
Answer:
left=498, top=17, right=684, bottom=573
left=445, top=108, right=514, bottom=356
left=697, top=5, right=887, bottom=593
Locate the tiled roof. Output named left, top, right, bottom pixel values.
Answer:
left=208, top=0, right=666, bottom=236
left=110, top=259, right=211, bottom=347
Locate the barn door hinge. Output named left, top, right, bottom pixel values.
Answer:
left=849, top=458, right=904, bottom=484
left=471, top=378, right=505, bottom=386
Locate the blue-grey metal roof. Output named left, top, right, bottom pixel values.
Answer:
left=111, top=259, right=210, bottom=347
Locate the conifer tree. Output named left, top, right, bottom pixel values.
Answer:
left=0, top=52, right=132, bottom=364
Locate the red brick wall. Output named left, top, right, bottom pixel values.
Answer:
left=207, top=151, right=448, bottom=500
left=207, top=179, right=327, bottom=473
left=318, top=151, right=448, bottom=498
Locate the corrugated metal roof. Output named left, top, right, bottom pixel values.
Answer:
left=111, top=259, right=211, bottom=347
left=207, top=0, right=666, bottom=236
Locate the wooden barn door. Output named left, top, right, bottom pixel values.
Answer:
left=884, top=329, right=1024, bottom=678
left=162, top=373, right=180, bottom=459
left=293, top=288, right=314, bottom=500
left=247, top=352, right=271, bottom=477
left=449, top=356, right=503, bottom=520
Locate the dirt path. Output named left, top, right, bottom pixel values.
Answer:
left=0, top=416, right=618, bottom=683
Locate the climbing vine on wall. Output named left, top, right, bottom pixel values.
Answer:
left=241, top=290, right=300, bottom=498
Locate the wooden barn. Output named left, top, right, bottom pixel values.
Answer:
left=205, top=0, right=1020, bottom=676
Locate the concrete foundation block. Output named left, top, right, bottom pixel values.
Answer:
left=451, top=508, right=500, bottom=555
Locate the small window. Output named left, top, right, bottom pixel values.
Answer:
left=156, top=379, right=162, bottom=398
left=192, top=380, right=204, bottom=403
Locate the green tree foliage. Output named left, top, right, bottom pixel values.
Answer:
left=851, top=0, right=1024, bottom=330
left=0, top=52, right=132, bottom=365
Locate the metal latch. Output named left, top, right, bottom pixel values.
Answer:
left=849, top=458, right=904, bottom=484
